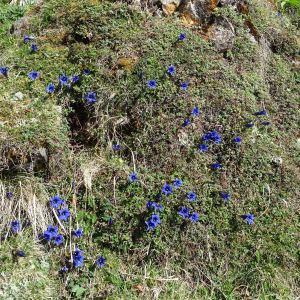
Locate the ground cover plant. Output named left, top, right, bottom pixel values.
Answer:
left=0, top=0, right=299, bottom=298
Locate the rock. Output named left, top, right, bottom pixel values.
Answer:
left=161, top=0, right=181, bottom=15
left=178, top=0, right=219, bottom=24
left=207, top=17, right=235, bottom=51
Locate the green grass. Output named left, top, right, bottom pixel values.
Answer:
left=0, top=0, right=299, bottom=298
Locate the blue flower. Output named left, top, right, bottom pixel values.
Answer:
left=180, top=82, right=189, bottom=91
left=6, top=191, right=13, bottom=199
left=11, top=220, right=21, bottom=233
left=202, top=130, right=222, bottom=144
left=43, top=231, right=52, bottom=241
left=85, top=92, right=97, bottom=103
left=95, top=256, right=106, bottom=268
left=108, top=217, right=113, bottom=225
left=233, top=136, right=242, bottom=143
left=59, top=74, right=69, bottom=86
left=16, top=250, right=26, bottom=257
left=189, top=212, right=199, bottom=223
left=220, top=192, right=230, bottom=202
left=167, top=65, right=175, bottom=76
left=146, top=201, right=163, bottom=211
left=211, top=162, right=222, bottom=170
left=53, top=234, right=64, bottom=246
left=112, top=143, right=121, bottom=151
left=46, top=225, right=58, bottom=238
left=28, top=71, right=40, bottom=81
left=146, top=214, right=161, bottom=230
left=147, top=80, right=157, bottom=89
left=162, top=183, right=173, bottom=196
left=178, top=206, right=190, bottom=219
left=83, top=69, right=91, bottom=75
left=72, top=75, right=80, bottom=83
left=23, top=35, right=33, bottom=43
left=254, top=110, right=267, bottom=116
left=60, top=266, right=68, bottom=273
left=72, top=228, right=83, bottom=238
left=73, top=248, right=84, bottom=268
left=245, top=122, right=254, bottom=128
left=242, top=214, right=255, bottom=225
left=173, top=178, right=183, bottom=188
left=178, top=33, right=186, bottom=41
left=30, top=44, right=38, bottom=52
left=129, top=172, right=138, bottom=182
left=46, top=83, right=55, bottom=94
left=191, top=106, right=200, bottom=117
left=182, top=118, right=191, bottom=127
left=0, top=67, right=8, bottom=77
left=187, top=191, right=197, bottom=202
left=50, top=195, right=64, bottom=209
left=58, top=208, right=71, bottom=221
left=199, top=144, right=208, bottom=153
left=261, top=121, right=271, bottom=126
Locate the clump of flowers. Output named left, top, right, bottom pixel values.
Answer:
left=11, top=220, right=21, bottom=233
left=145, top=214, right=161, bottom=231
left=178, top=206, right=190, bottom=219
left=202, top=130, right=222, bottom=144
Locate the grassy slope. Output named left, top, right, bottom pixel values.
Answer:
left=0, top=0, right=299, bottom=298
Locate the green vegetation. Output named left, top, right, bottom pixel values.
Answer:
left=0, top=0, right=299, bottom=298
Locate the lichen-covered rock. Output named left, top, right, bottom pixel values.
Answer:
left=207, top=17, right=235, bottom=51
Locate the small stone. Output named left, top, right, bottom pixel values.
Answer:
left=14, top=92, right=24, bottom=101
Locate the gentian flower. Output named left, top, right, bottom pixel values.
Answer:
left=145, top=214, right=161, bottom=231
left=211, top=162, right=222, bottom=170
left=53, top=234, right=64, bottom=246
left=59, top=74, right=69, bottom=86
left=187, top=191, right=197, bottom=202
left=112, top=144, right=121, bottom=151
left=145, top=219, right=156, bottom=231
left=147, top=80, right=157, bottom=89
left=189, top=212, right=199, bottom=223
left=46, top=83, right=55, bottom=94
left=73, top=248, right=84, bottom=268
left=72, top=228, right=83, bottom=238
left=150, top=214, right=161, bottom=224
left=173, top=178, right=183, bottom=188
left=11, top=220, right=21, bottom=233
left=72, top=75, right=80, bottom=83
left=30, top=44, right=38, bottom=52
left=191, top=106, right=200, bottom=117
left=245, top=122, right=254, bottom=128
left=23, top=35, right=33, bottom=43
left=83, top=69, right=91, bottom=75
left=167, top=65, right=175, bottom=76
left=60, top=266, right=68, bottom=273
left=254, top=110, right=267, bottom=116
left=108, top=217, right=113, bottom=225
left=6, top=191, right=13, bottom=199
left=95, top=256, right=106, bottom=268
left=182, top=118, right=191, bottom=127
left=220, top=192, right=230, bottom=202
left=178, top=33, right=186, bottom=41
left=85, top=92, right=97, bottom=103
left=178, top=206, right=190, bottom=219
left=162, top=183, right=173, bottom=196
left=43, top=231, right=52, bottom=241
left=242, top=214, right=255, bottom=225
left=45, top=225, right=58, bottom=238
left=233, top=136, right=242, bottom=143
left=16, top=250, right=26, bottom=257
left=146, top=201, right=163, bottom=211
left=180, top=82, right=189, bottom=91
left=261, top=121, right=271, bottom=126
left=50, top=195, right=64, bottom=209
left=202, top=131, right=222, bottom=144
left=0, top=67, right=8, bottom=77
left=129, top=172, right=138, bottom=182
left=199, top=144, right=208, bottom=152
left=58, top=208, right=71, bottom=221
left=28, top=71, right=40, bottom=81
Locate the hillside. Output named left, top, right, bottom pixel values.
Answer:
left=0, top=0, right=299, bottom=299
